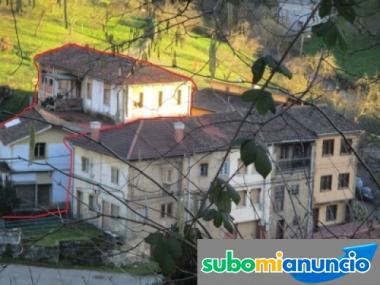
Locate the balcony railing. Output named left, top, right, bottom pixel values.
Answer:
left=276, top=157, right=311, bottom=173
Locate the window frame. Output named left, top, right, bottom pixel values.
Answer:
left=291, top=184, right=299, bottom=195
left=338, top=173, right=350, bottom=189
left=274, top=185, right=285, bottom=211
left=326, top=204, right=337, bottom=221
left=81, top=156, right=90, bottom=173
left=200, top=163, right=209, bottom=177
left=86, top=80, right=92, bottom=99
left=322, top=139, right=335, bottom=157
left=320, top=175, right=332, bottom=192
left=134, top=92, right=144, bottom=108
left=103, top=83, right=111, bottom=106
left=340, top=138, right=353, bottom=155
left=158, top=91, right=163, bottom=107
left=111, top=167, right=120, bottom=185
left=34, top=142, right=46, bottom=159
left=176, top=89, right=182, bottom=105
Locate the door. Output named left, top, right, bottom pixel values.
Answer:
left=37, top=184, right=51, bottom=209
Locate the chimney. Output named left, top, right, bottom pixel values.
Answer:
left=90, top=121, right=102, bottom=141
left=173, top=121, right=185, bottom=143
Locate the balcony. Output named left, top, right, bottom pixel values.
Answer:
left=275, top=157, right=311, bottom=174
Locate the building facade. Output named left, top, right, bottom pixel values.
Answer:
left=35, top=43, right=193, bottom=123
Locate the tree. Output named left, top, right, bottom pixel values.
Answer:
left=0, top=181, right=20, bottom=216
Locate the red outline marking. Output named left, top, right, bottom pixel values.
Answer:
left=1, top=43, right=198, bottom=220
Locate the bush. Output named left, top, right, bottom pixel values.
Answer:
left=0, top=181, right=20, bottom=216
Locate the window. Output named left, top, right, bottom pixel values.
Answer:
left=158, top=91, right=163, bottom=107
left=326, top=204, right=337, bottom=221
left=163, top=168, right=173, bottom=183
left=88, top=194, right=95, bottom=210
left=34, top=143, right=46, bottom=159
left=160, top=203, right=173, bottom=218
left=200, top=163, right=208, bottom=177
left=320, top=175, right=332, bottom=191
left=292, top=215, right=300, bottom=226
left=219, top=161, right=230, bottom=176
left=290, top=184, right=299, bottom=195
left=322, top=139, right=334, bottom=156
left=338, top=173, right=350, bottom=189
left=167, top=202, right=173, bottom=217
left=49, top=78, right=53, bottom=86
left=238, top=190, right=247, bottom=207
left=280, top=144, right=289, bottom=159
left=86, top=80, right=92, bottom=99
left=274, top=186, right=285, bottom=211
left=104, top=84, right=111, bottom=106
left=237, top=158, right=248, bottom=174
left=111, top=204, right=120, bottom=217
left=111, top=167, right=120, bottom=185
left=160, top=204, right=166, bottom=218
left=176, top=90, right=182, bottom=105
left=81, top=156, right=90, bottom=173
left=134, top=92, right=144, bottom=108
left=340, top=138, right=353, bottom=155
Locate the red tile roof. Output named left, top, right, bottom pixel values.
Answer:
left=35, top=43, right=189, bottom=85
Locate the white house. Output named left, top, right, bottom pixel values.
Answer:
left=0, top=107, right=71, bottom=213
left=35, top=43, right=193, bottom=123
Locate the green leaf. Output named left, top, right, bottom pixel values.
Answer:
left=251, top=57, right=266, bottom=84
left=337, top=30, right=348, bottom=52
left=222, top=213, right=234, bottom=233
left=242, top=89, right=276, bottom=115
left=227, top=185, right=240, bottom=205
left=263, top=55, right=292, bottom=79
left=312, top=21, right=338, bottom=49
left=167, top=235, right=182, bottom=259
left=319, top=0, right=332, bottom=18
left=202, top=209, right=218, bottom=221
left=216, top=177, right=240, bottom=205
left=334, top=0, right=356, bottom=23
left=209, top=180, right=222, bottom=203
left=216, top=191, right=231, bottom=213
left=254, top=145, right=272, bottom=178
left=324, top=25, right=339, bottom=49
left=240, top=139, right=257, bottom=166
left=145, top=232, right=163, bottom=245
left=154, top=243, right=176, bottom=275
left=213, top=212, right=223, bottom=227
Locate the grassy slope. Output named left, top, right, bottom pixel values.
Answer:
left=304, top=35, right=380, bottom=81
left=0, top=3, right=251, bottom=90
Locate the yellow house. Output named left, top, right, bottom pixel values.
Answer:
left=313, top=134, right=360, bottom=227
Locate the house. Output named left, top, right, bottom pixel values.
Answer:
left=34, top=43, right=194, bottom=123
left=277, top=0, right=321, bottom=31
left=288, top=107, right=361, bottom=230
left=69, top=104, right=360, bottom=242
left=0, top=107, right=71, bottom=214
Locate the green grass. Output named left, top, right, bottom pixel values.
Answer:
left=304, top=34, right=380, bottom=80
left=0, top=3, right=251, bottom=91
left=34, top=224, right=102, bottom=247
left=0, top=89, right=32, bottom=121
